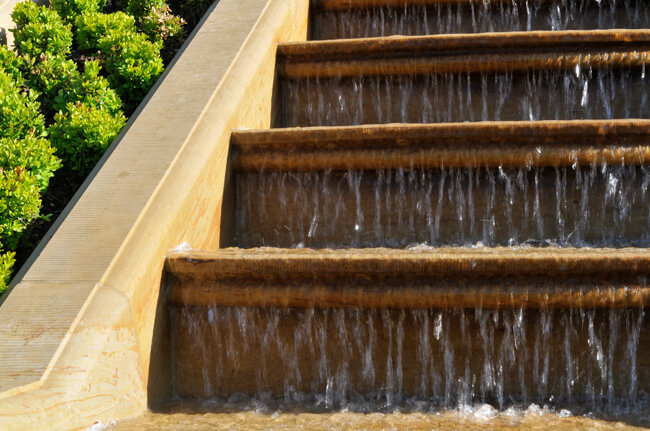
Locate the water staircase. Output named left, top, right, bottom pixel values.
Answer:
left=163, top=0, right=650, bottom=419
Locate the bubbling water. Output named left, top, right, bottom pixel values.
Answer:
left=282, top=66, right=649, bottom=127
left=312, top=0, right=650, bottom=40
left=236, top=165, right=650, bottom=249
left=171, top=306, right=648, bottom=416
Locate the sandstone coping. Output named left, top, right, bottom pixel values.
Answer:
left=0, top=0, right=309, bottom=427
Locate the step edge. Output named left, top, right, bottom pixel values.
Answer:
left=166, top=247, right=650, bottom=271
left=278, top=29, right=650, bottom=56
left=277, top=30, right=650, bottom=78
left=233, top=119, right=650, bottom=142
left=231, top=120, right=650, bottom=171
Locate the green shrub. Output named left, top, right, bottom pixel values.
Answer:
left=139, top=3, right=184, bottom=42
left=0, top=69, right=59, bottom=248
left=24, top=55, right=123, bottom=119
left=0, top=41, right=61, bottom=295
left=11, top=2, right=73, bottom=58
left=98, top=29, right=164, bottom=109
left=0, top=251, right=15, bottom=294
left=0, top=69, right=58, bottom=190
left=0, top=70, right=46, bottom=141
left=76, top=60, right=124, bottom=114
left=50, top=0, right=106, bottom=24
left=32, top=59, right=125, bottom=174
left=0, top=136, right=60, bottom=191
left=23, top=55, right=82, bottom=116
left=0, top=45, right=26, bottom=83
left=74, top=11, right=136, bottom=50
left=49, top=102, right=126, bottom=174
left=0, top=166, right=42, bottom=251
left=74, top=11, right=164, bottom=109
left=124, top=0, right=184, bottom=42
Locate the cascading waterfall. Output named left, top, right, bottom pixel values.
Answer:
left=312, top=0, right=650, bottom=39
left=171, top=305, right=647, bottom=415
left=236, top=165, right=650, bottom=248
left=140, top=0, right=650, bottom=428
left=282, top=66, right=648, bottom=127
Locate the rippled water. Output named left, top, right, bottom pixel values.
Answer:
left=236, top=165, right=650, bottom=248
left=108, top=405, right=650, bottom=430
left=282, top=67, right=649, bottom=127
left=312, top=0, right=650, bottom=39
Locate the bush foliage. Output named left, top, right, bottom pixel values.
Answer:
left=11, top=2, right=73, bottom=58
left=0, top=252, right=15, bottom=292
left=74, top=11, right=136, bottom=50
left=74, top=11, right=165, bottom=109
left=127, top=0, right=184, bottom=42
left=24, top=56, right=123, bottom=117
left=0, top=0, right=199, bottom=293
left=98, top=30, right=164, bottom=108
left=49, top=102, right=126, bottom=174
left=0, top=51, right=60, bottom=293
left=51, top=0, right=106, bottom=24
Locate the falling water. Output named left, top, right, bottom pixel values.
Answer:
left=236, top=165, right=650, bottom=248
left=144, top=2, right=650, bottom=429
left=312, top=0, right=650, bottom=40
left=170, top=305, right=648, bottom=416
left=282, top=66, right=648, bottom=127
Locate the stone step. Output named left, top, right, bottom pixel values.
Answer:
left=276, top=30, right=650, bottom=126
left=166, top=247, right=650, bottom=309
left=166, top=248, right=650, bottom=405
left=229, top=120, right=650, bottom=248
left=162, top=0, right=650, bottom=415
left=279, top=30, right=650, bottom=78
left=232, top=120, right=650, bottom=171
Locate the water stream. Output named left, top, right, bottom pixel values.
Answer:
left=312, top=0, right=650, bottom=39
left=169, top=306, right=648, bottom=417
left=236, top=165, right=650, bottom=248
left=140, top=1, right=650, bottom=428
left=282, top=66, right=648, bottom=127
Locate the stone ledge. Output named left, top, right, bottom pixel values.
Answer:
left=0, top=0, right=309, bottom=426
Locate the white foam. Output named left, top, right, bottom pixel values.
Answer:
left=83, top=420, right=117, bottom=431
left=170, top=241, right=193, bottom=252
left=472, top=404, right=498, bottom=421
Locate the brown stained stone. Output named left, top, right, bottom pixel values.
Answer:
left=278, top=30, right=650, bottom=78
left=231, top=120, right=650, bottom=171
left=310, top=1, right=650, bottom=40
left=165, top=248, right=650, bottom=309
